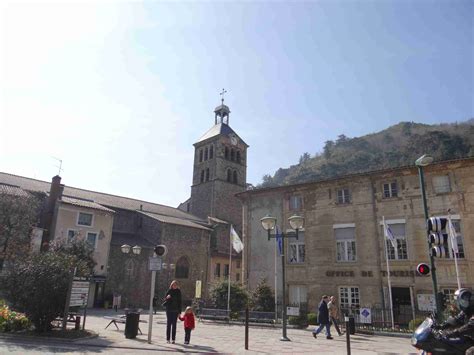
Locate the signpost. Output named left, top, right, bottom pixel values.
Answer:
left=148, top=256, right=162, bottom=343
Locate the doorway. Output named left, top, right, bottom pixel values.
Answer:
left=391, top=287, right=412, bottom=326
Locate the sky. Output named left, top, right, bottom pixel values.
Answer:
left=0, top=0, right=472, bottom=208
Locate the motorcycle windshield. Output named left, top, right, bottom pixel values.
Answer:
left=413, top=317, right=433, bottom=343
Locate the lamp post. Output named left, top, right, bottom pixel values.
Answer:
left=260, top=214, right=304, bottom=341
left=415, top=154, right=441, bottom=317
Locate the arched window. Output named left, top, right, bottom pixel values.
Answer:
left=175, top=256, right=190, bottom=279
left=199, top=149, right=203, bottom=162
left=124, top=259, right=137, bottom=280
left=200, top=170, right=205, bottom=183
left=225, top=147, right=229, bottom=159
left=227, top=169, right=232, bottom=182
left=209, top=145, right=214, bottom=159
left=230, top=149, right=235, bottom=161
left=236, top=151, right=241, bottom=163
left=233, top=170, right=238, bottom=184
left=204, top=147, right=208, bottom=160
left=206, top=168, right=210, bottom=181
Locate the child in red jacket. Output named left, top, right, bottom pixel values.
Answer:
left=178, top=306, right=195, bottom=344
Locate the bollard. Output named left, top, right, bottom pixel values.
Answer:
left=75, top=316, right=81, bottom=331
left=345, top=316, right=351, bottom=355
left=245, top=306, right=249, bottom=350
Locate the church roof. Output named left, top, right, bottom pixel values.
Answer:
left=0, top=172, right=207, bottom=225
left=195, top=123, right=248, bottom=146
left=138, top=211, right=212, bottom=231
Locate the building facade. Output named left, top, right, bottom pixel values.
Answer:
left=239, top=158, right=474, bottom=323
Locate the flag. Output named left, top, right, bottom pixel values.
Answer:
left=448, top=217, right=459, bottom=254
left=276, top=226, right=283, bottom=256
left=230, top=225, right=244, bottom=253
left=383, top=219, right=397, bottom=249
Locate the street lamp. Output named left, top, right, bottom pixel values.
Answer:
left=121, top=244, right=142, bottom=255
left=415, top=154, right=441, bottom=317
left=260, top=214, right=304, bottom=341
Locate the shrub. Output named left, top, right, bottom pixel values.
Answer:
left=288, top=310, right=309, bottom=329
left=0, top=304, right=30, bottom=332
left=408, top=318, right=425, bottom=331
left=210, top=281, right=248, bottom=312
left=250, top=279, right=274, bottom=312
left=307, top=312, right=317, bottom=325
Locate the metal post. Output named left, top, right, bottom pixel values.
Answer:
left=281, top=233, right=289, bottom=341
left=148, top=269, right=156, bottom=344
left=418, top=166, right=441, bottom=316
left=345, top=316, right=351, bottom=355
left=245, top=305, right=249, bottom=349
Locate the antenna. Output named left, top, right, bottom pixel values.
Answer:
left=51, top=157, right=63, bottom=176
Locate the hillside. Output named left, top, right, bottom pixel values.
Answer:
left=259, top=119, right=474, bottom=188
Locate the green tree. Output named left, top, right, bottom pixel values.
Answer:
left=210, top=281, right=248, bottom=312
left=251, top=278, right=274, bottom=312
left=3, top=240, right=95, bottom=332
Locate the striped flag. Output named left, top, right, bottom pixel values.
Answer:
left=275, top=226, right=283, bottom=256
left=383, top=219, right=397, bottom=249
left=447, top=217, right=459, bottom=254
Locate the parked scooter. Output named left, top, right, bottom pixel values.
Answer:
left=412, top=288, right=474, bottom=355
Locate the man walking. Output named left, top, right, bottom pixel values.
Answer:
left=328, top=296, right=343, bottom=336
left=312, top=295, right=333, bottom=339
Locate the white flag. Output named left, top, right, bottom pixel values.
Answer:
left=448, top=217, right=459, bottom=253
left=383, top=219, right=397, bottom=249
left=230, top=225, right=244, bottom=253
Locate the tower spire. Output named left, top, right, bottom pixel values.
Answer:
left=215, top=88, right=230, bottom=125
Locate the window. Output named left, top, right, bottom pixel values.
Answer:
left=337, top=188, right=351, bottom=204
left=186, top=203, right=190, bottom=212
left=339, top=287, right=360, bottom=310
left=67, top=229, right=78, bottom=243
left=443, top=288, right=456, bottom=303
left=385, top=224, right=408, bottom=260
left=224, top=264, right=229, bottom=279
left=230, top=149, right=235, bottom=161
left=225, top=147, right=229, bottom=159
left=236, top=273, right=240, bottom=282
left=227, top=169, right=232, bottom=182
left=233, top=170, right=238, bottom=184
left=447, top=220, right=465, bottom=259
left=86, top=232, right=97, bottom=250
left=77, top=212, right=93, bottom=226
left=433, top=175, right=451, bottom=193
left=215, top=263, right=221, bottom=277
left=383, top=182, right=398, bottom=198
left=236, top=260, right=241, bottom=269
left=204, top=147, right=208, bottom=160
left=289, top=195, right=302, bottom=210
left=335, top=227, right=356, bottom=262
left=236, top=151, right=241, bottom=163
left=209, top=145, right=214, bottom=159
left=124, top=259, right=137, bottom=279
left=175, top=256, right=190, bottom=279
left=289, top=232, right=305, bottom=264
left=289, top=285, right=307, bottom=305
left=206, top=168, right=210, bottom=181
left=200, top=170, right=205, bottom=183
left=199, top=149, right=203, bottom=162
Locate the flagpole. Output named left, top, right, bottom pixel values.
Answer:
left=383, top=216, right=395, bottom=329
left=274, top=229, right=278, bottom=322
left=448, top=214, right=461, bottom=289
left=227, top=226, right=232, bottom=314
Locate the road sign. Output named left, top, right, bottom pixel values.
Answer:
left=286, top=306, right=299, bottom=316
left=149, top=257, right=162, bottom=271
left=69, top=278, right=90, bottom=307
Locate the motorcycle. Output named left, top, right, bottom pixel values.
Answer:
left=411, top=316, right=473, bottom=355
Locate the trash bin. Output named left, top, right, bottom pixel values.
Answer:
left=348, top=316, right=356, bottom=335
left=124, top=312, right=140, bottom=339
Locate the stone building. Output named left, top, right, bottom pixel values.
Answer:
left=238, top=157, right=474, bottom=324
left=180, top=100, right=247, bottom=285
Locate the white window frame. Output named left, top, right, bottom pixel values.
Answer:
left=288, top=242, right=305, bottom=264
left=383, top=182, right=398, bottom=198
left=385, top=223, right=408, bottom=260
left=339, top=286, right=360, bottom=310
left=289, top=195, right=302, bottom=210
left=289, top=285, right=307, bottom=305
left=337, top=188, right=350, bottom=204
left=77, top=212, right=94, bottom=227
left=447, top=219, right=465, bottom=259
left=334, top=226, right=356, bottom=262
left=86, top=232, right=98, bottom=250
left=67, top=229, right=79, bottom=243
left=443, top=288, right=456, bottom=303
left=433, top=175, right=451, bottom=194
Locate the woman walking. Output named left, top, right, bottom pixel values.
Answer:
left=164, top=280, right=182, bottom=344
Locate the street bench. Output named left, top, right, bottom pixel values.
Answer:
left=239, top=311, right=275, bottom=324
left=53, top=313, right=81, bottom=330
left=199, top=308, right=230, bottom=322
left=104, top=315, right=146, bottom=334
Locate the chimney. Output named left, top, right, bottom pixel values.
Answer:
left=40, top=175, right=64, bottom=251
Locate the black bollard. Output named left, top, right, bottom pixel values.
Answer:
left=345, top=316, right=351, bottom=355
left=245, top=306, right=249, bottom=350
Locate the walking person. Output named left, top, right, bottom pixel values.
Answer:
left=328, top=296, right=343, bottom=336
left=312, top=295, right=333, bottom=339
left=164, top=280, right=182, bottom=344
left=179, top=306, right=195, bottom=345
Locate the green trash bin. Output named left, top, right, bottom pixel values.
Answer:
left=125, top=312, right=140, bottom=339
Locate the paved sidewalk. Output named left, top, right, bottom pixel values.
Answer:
left=72, top=309, right=416, bottom=354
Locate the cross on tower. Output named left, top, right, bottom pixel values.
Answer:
left=220, top=88, right=227, bottom=104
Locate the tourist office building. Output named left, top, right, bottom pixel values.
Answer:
left=238, top=157, right=474, bottom=324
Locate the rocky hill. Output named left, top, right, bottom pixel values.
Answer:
left=259, top=119, right=474, bottom=188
